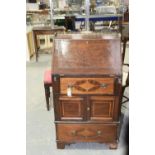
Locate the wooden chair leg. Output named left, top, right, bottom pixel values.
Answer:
left=44, top=84, right=50, bottom=111
left=122, top=96, right=129, bottom=104
left=122, top=39, right=127, bottom=62
left=122, top=73, right=129, bottom=104
left=121, top=86, right=126, bottom=100
left=122, top=86, right=129, bottom=102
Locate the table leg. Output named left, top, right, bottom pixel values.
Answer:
left=118, top=16, right=122, bottom=33
left=122, top=38, right=127, bottom=63
left=33, top=31, right=38, bottom=62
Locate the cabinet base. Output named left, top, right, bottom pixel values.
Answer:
left=109, top=142, right=118, bottom=149
left=57, top=142, right=65, bottom=149
left=56, top=142, right=118, bottom=149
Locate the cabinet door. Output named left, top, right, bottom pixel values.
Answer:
left=89, top=96, right=115, bottom=121
left=58, top=96, right=86, bottom=121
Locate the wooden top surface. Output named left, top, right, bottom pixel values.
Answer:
left=52, top=33, right=122, bottom=76
left=55, top=32, right=120, bottom=40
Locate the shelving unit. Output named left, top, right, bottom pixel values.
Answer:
left=49, top=0, right=124, bottom=31
left=26, top=0, right=127, bottom=60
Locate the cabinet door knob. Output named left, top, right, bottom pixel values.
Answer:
left=87, top=107, right=90, bottom=111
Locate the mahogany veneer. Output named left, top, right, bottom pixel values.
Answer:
left=56, top=124, right=117, bottom=142
left=60, top=78, right=114, bottom=95
left=52, top=33, right=122, bottom=149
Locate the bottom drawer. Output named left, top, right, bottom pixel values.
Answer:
left=56, top=123, right=118, bottom=142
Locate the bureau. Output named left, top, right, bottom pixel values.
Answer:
left=51, top=33, right=122, bottom=149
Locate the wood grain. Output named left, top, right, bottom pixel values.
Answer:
left=59, top=96, right=86, bottom=121
left=52, top=33, right=121, bottom=75
left=89, top=96, right=115, bottom=121
left=52, top=33, right=122, bottom=149
left=60, top=78, right=114, bottom=95
left=56, top=123, right=117, bottom=142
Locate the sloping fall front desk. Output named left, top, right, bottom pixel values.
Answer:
left=51, top=33, right=122, bottom=149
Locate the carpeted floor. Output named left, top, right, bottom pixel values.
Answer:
left=26, top=52, right=129, bottom=155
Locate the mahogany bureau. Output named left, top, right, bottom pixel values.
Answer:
left=51, top=33, right=122, bottom=149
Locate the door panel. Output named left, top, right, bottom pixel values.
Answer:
left=59, top=96, right=86, bottom=121
left=89, top=96, right=115, bottom=121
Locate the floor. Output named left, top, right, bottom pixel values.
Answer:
left=26, top=49, right=129, bottom=155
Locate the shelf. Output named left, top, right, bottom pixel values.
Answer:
left=27, top=9, right=50, bottom=15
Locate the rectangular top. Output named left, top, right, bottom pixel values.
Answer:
left=52, top=33, right=122, bottom=76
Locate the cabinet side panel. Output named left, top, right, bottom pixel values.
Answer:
left=52, top=74, right=60, bottom=120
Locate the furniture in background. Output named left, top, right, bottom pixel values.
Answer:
left=123, top=6, right=129, bottom=23
left=52, top=33, right=122, bottom=149
left=27, top=9, right=50, bottom=15
left=65, top=15, right=76, bottom=31
left=26, top=2, right=51, bottom=26
left=33, top=26, right=65, bottom=61
left=121, top=18, right=129, bottom=105
left=122, top=35, right=129, bottom=62
left=44, top=70, right=52, bottom=111
left=27, top=26, right=53, bottom=61
left=50, top=0, right=123, bottom=31
left=53, top=14, right=123, bottom=32
left=77, top=14, right=122, bottom=32
left=121, top=20, right=129, bottom=63
left=37, top=34, right=54, bottom=51
left=26, top=26, right=35, bottom=61
left=27, top=30, right=35, bottom=59
left=27, top=1, right=124, bottom=31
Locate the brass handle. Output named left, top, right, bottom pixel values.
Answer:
left=100, top=83, right=108, bottom=88
left=83, top=130, right=102, bottom=138
left=97, top=130, right=102, bottom=136
left=71, top=130, right=102, bottom=138
left=71, top=130, right=77, bottom=136
left=70, top=130, right=102, bottom=138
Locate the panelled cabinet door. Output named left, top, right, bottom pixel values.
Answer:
left=89, top=96, right=115, bottom=121
left=58, top=96, right=86, bottom=121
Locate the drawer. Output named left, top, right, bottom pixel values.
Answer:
left=56, top=123, right=117, bottom=142
left=60, top=78, right=114, bottom=95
